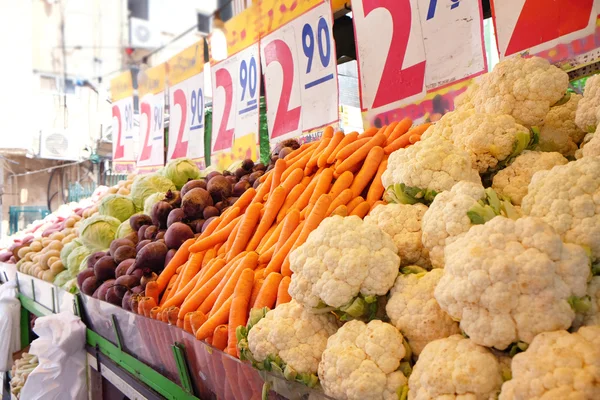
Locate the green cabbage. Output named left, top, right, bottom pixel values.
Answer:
left=130, top=174, right=176, bottom=210
left=115, top=219, right=135, bottom=239
left=66, top=245, right=92, bottom=275
left=143, top=192, right=165, bottom=215
left=98, top=194, right=136, bottom=222
left=78, top=214, right=121, bottom=251
left=60, top=239, right=81, bottom=266
left=200, top=165, right=220, bottom=178
left=53, top=270, right=73, bottom=287
left=161, top=158, right=201, bottom=189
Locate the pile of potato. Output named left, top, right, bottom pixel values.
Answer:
left=10, top=352, right=38, bottom=399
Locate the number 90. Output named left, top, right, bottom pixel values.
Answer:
left=302, top=17, right=331, bottom=74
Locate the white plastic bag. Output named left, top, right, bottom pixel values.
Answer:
left=0, top=280, right=21, bottom=372
left=19, top=312, right=87, bottom=400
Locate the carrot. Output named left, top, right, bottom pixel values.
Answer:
left=285, top=142, right=319, bottom=166
left=190, top=215, right=241, bottom=252
left=201, top=248, right=217, bottom=269
left=276, top=276, right=292, bottom=307
left=305, top=135, right=331, bottom=173
left=215, top=206, right=241, bottom=230
left=347, top=196, right=365, bottom=213
left=308, top=168, right=333, bottom=206
left=156, top=238, right=194, bottom=294
left=256, top=224, right=277, bottom=252
left=281, top=168, right=304, bottom=194
left=258, top=221, right=285, bottom=253
left=189, top=311, right=208, bottom=335
left=326, top=188, right=354, bottom=215
left=233, top=187, right=257, bottom=212
left=349, top=200, right=371, bottom=218
left=150, top=307, right=160, bottom=319
left=167, top=306, right=180, bottom=325
left=183, top=312, right=194, bottom=333
left=196, top=215, right=221, bottom=240
left=318, top=130, right=344, bottom=168
left=249, top=277, right=265, bottom=307
left=246, top=187, right=287, bottom=251
left=138, top=297, right=157, bottom=317
left=227, top=268, right=255, bottom=356
left=384, top=123, right=431, bottom=154
left=382, top=121, right=399, bottom=138
left=328, top=132, right=358, bottom=164
left=281, top=148, right=315, bottom=182
left=145, top=282, right=160, bottom=304
left=335, top=133, right=386, bottom=174
left=253, top=272, right=283, bottom=310
left=366, top=158, right=388, bottom=205
left=270, top=159, right=286, bottom=195
left=159, top=274, right=179, bottom=305
left=331, top=204, right=348, bottom=216
left=196, top=256, right=247, bottom=316
left=275, top=183, right=305, bottom=223
left=196, top=297, right=233, bottom=340
left=265, top=221, right=304, bottom=275
left=357, top=127, right=379, bottom=140
left=328, top=170, right=353, bottom=198
left=252, top=174, right=272, bottom=204
left=209, top=252, right=258, bottom=317
left=385, top=117, right=412, bottom=145
left=224, top=223, right=240, bottom=254
left=161, top=308, right=169, bottom=323
left=409, top=134, right=422, bottom=144
left=162, top=257, right=220, bottom=309
left=349, top=146, right=385, bottom=197
left=289, top=170, right=321, bottom=212
left=212, top=324, right=229, bottom=350
left=255, top=266, right=266, bottom=278
left=257, top=244, right=275, bottom=264
left=177, top=250, right=205, bottom=288
left=227, top=203, right=263, bottom=261
left=369, top=200, right=385, bottom=213
left=275, top=209, right=301, bottom=254
left=335, top=137, right=370, bottom=161
left=177, top=259, right=230, bottom=319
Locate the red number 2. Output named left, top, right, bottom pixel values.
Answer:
left=362, top=0, right=426, bottom=108
left=112, top=105, right=124, bottom=159
left=213, top=68, right=235, bottom=152
left=264, top=39, right=301, bottom=138
left=171, top=88, right=188, bottom=159
left=139, top=102, right=153, bottom=161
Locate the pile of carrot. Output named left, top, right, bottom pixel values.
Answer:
left=129, top=118, right=428, bottom=358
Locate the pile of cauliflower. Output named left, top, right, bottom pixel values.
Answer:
left=235, top=56, right=600, bottom=400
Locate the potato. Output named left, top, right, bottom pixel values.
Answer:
left=61, top=234, right=76, bottom=245
left=47, top=256, right=59, bottom=267
left=17, top=246, right=31, bottom=259
left=23, top=252, right=34, bottom=262
left=108, top=187, right=118, bottom=194
left=30, top=241, right=43, bottom=252
left=50, top=232, right=65, bottom=241
left=82, top=209, right=90, bottom=218
left=42, top=270, right=55, bottom=282
left=45, top=241, right=63, bottom=252
left=31, top=254, right=40, bottom=264
left=117, top=187, right=130, bottom=196
left=40, top=250, right=60, bottom=268
left=62, top=227, right=74, bottom=235
left=74, top=221, right=82, bottom=228
left=65, top=217, right=77, bottom=228
left=41, top=238, right=53, bottom=247
left=50, top=259, right=65, bottom=275
left=36, top=270, right=44, bottom=279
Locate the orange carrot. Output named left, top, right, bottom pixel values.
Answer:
left=328, top=170, right=353, bottom=198
left=285, top=142, right=318, bottom=165
left=233, top=187, right=257, bottom=213
left=270, top=159, right=287, bottom=195
left=246, top=187, right=287, bottom=251
left=275, top=183, right=305, bottom=223
left=357, top=127, right=379, bottom=140
left=305, top=135, right=331, bottom=173
left=177, top=259, right=230, bottom=319
left=252, top=174, right=272, bottom=204
left=281, top=168, right=304, bottom=194
left=150, top=307, right=160, bottom=319
left=335, top=137, right=370, bottom=161
left=349, top=146, right=385, bottom=197
left=382, top=121, right=399, bottom=138
left=189, top=216, right=242, bottom=252
left=281, top=148, right=315, bottom=182
left=331, top=204, right=348, bottom=216
left=335, top=134, right=386, bottom=174
left=253, top=272, right=283, bottom=310
left=224, top=223, right=240, bottom=254
left=409, top=134, right=422, bottom=144
left=265, top=221, right=304, bottom=275
left=256, top=224, right=278, bottom=252
left=156, top=238, right=194, bottom=293
left=249, top=277, right=265, bottom=307
left=275, top=209, right=301, bottom=254
left=289, top=170, right=322, bottom=213
left=196, top=297, right=233, bottom=340
left=276, top=276, right=292, bottom=307
left=384, top=123, right=431, bottom=154
left=189, top=311, right=208, bottom=335
left=167, top=307, right=180, bottom=325
left=227, top=268, right=255, bottom=356
left=227, top=203, right=263, bottom=261
left=209, top=252, right=258, bottom=317
left=145, top=282, right=160, bottom=304
left=212, top=324, right=229, bottom=350
left=178, top=251, right=205, bottom=287
left=349, top=200, right=371, bottom=218
left=183, top=312, right=194, bottom=333
left=201, top=248, right=217, bottom=269
left=318, top=130, right=344, bottom=168
left=326, top=188, right=354, bottom=215
left=196, top=216, right=221, bottom=240
left=257, top=244, right=275, bottom=264
left=254, top=267, right=266, bottom=279
left=138, top=297, right=157, bottom=317
left=369, top=200, right=385, bottom=213
left=366, top=158, right=388, bottom=205
left=347, top=196, right=365, bottom=213
left=159, top=274, right=179, bottom=306
left=258, top=220, right=285, bottom=253
left=385, top=117, right=412, bottom=145
left=308, top=168, right=333, bottom=206
left=215, top=206, right=241, bottom=229
left=328, top=132, right=358, bottom=164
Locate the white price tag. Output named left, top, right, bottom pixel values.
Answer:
left=137, top=93, right=165, bottom=170
left=260, top=0, right=339, bottom=144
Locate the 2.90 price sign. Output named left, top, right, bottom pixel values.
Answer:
left=260, top=0, right=339, bottom=143
left=110, top=71, right=136, bottom=172
left=137, top=65, right=166, bottom=172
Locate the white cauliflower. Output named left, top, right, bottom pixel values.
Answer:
left=538, top=93, right=586, bottom=156
left=499, top=326, right=600, bottom=400
left=434, top=216, right=591, bottom=350
left=289, top=215, right=400, bottom=319
left=456, top=55, right=569, bottom=127
left=421, top=181, right=518, bottom=268
left=237, top=300, right=338, bottom=386
left=521, top=156, right=600, bottom=260
left=382, top=137, right=481, bottom=205
left=574, top=276, right=600, bottom=329
left=492, top=150, right=568, bottom=205
left=421, top=109, right=532, bottom=173
left=365, top=203, right=430, bottom=268
left=581, top=126, right=600, bottom=158
left=575, top=132, right=595, bottom=159
left=575, top=74, right=600, bottom=132
left=454, top=82, right=478, bottom=110
left=318, top=320, right=409, bottom=400
left=386, top=268, right=460, bottom=355
left=408, top=335, right=503, bottom=400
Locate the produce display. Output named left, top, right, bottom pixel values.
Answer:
left=10, top=352, right=38, bottom=399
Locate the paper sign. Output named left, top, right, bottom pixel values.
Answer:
left=260, top=0, right=339, bottom=144
left=352, top=0, right=486, bottom=116
left=137, top=65, right=166, bottom=173
left=491, top=0, right=599, bottom=59
left=167, top=42, right=206, bottom=168
left=110, top=71, right=136, bottom=172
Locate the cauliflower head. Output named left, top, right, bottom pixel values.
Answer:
left=575, top=73, right=600, bottom=132
left=408, top=335, right=503, bottom=400
left=521, top=156, right=600, bottom=260
left=386, top=268, right=460, bottom=355
left=573, top=276, right=600, bottom=329
left=381, top=137, right=481, bottom=205
left=421, top=181, right=518, bottom=268
left=499, top=326, right=600, bottom=400
left=318, top=320, right=409, bottom=400
left=492, top=150, right=568, bottom=205
left=421, top=109, right=532, bottom=173
left=434, top=216, right=590, bottom=350
left=581, top=126, right=600, bottom=158
left=242, top=300, right=338, bottom=381
left=538, top=93, right=586, bottom=156
left=365, top=203, right=430, bottom=268
left=289, top=215, right=400, bottom=315
left=457, top=55, right=569, bottom=127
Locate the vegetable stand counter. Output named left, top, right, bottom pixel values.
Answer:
left=8, top=269, right=333, bottom=400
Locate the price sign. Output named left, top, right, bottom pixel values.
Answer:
left=137, top=65, right=166, bottom=172
left=491, top=0, right=599, bottom=59
left=352, top=0, right=486, bottom=117
left=110, top=71, right=136, bottom=172
left=167, top=42, right=206, bottom=168
left=259, top=0, right=339, bottom=144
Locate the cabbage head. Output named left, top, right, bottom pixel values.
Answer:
left=66, top=245, right=92, bottom=276
left=143, top=192, right=165, bottom=215
left=115, top=218, right=135, bottom=239
left=98, top=194, right=136, bottom=222
left=130, top=174, right=176, bottom=210
left=162, top=158, right=201, bottom=189
left=54, top=270, right=73, bottom=287
left=60, top=239, right=81, bottom=266
left=78, top=214, right=120, bottom=251
left=200, top=164, right=220, bottom=178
